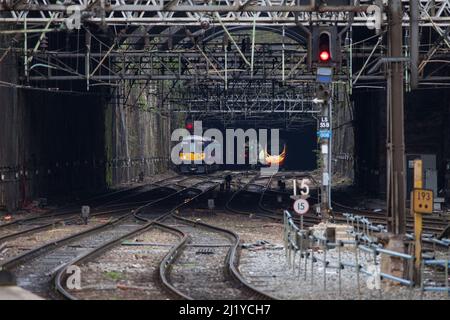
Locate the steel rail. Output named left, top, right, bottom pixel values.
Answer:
left=225, top=171, right=262, bottom=215
left=0, top=213, right=133, bottom=271
left=162, top=214, right=277, bottom=300
left=156, top=179, right=236, bottom=300
left=41, top=175, right=181, bottom=215
left=0, top=174, right=183, bottom=229
left=54, top=221, right=185, bottom=300
left=0, top=176, right=221, bottom=271
left=54, top=178, right=225, bottom=299
left=0, top=205, right=143, bottom=244
left=0, top=175, right=191, bottom=243
left=225, top=173, right=444, bottom=235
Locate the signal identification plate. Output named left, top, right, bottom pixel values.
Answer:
left=413, top=189, right=433, bottom=214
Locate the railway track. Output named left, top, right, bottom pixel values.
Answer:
left=225, top=172, right=265, bottom=215
left=160, top=215, right=276, bottom=300
left=0, top=175, right=194, bottom=246
left=1, top=214, right=145, bottom=298
left=0, top=171, right=234, bottom=247
left=52, top=178, right=224, bottom=299
left=0, top=175, right=185, bottom=227
left=10, top=174, right=179, bottom=219
left=51, top=173, right=274, bottom=300
left=0, top=174, right=227, bottom=299
left=54, top=221, right=184, bottom=300
left=226, top=172, right=314, bottom=221
left=226, top=173, right=449, bottom=244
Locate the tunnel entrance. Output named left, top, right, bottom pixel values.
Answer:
left=0, top=70, right=108, bottom=210
left=185, top=122, right=319, bottom=172
left=282, top=127, right=317, bottom=171
left=0, top=29, right=172, bottom=210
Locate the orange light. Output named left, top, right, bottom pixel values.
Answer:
left=265, top=147, right=287, bottom=166
left=179, top=152, right=205, bottom=161
left=320, top=51, right=330, bottom=62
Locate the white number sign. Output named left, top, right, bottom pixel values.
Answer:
left=300, top=179, right=310, bottom=196
left=293, top=199, right=309, bottom=215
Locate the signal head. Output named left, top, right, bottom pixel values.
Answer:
left=319, top=50, right=330, bottom=62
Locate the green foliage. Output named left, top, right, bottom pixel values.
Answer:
left=104, top=271, right=123, bottom=281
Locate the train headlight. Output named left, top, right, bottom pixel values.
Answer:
left=179, top=153, right=205, bottom=161
left=179, top=153, right=190, bottom=161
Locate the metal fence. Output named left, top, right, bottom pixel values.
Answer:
left=283, top=210, right=450, bottom=298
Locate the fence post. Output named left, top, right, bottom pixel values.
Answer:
left=292, top=246, right=297, bottom=274
left=372, top=246, right=382, bottom=299
left=408, top=254, right=414, bottom=299
left=298, top=232, right=303, bottom=278
left=311, top=245, right=315, bottom=285
left=446, top=259, right=449, bottom=299
left=304, top=249, right=308, bottom=281
left=338, top=240, right=342, bottom=295
left=355, top=242, right=361, bottom=298
left=420, top=259, right=425, bottom=300
left=323, top=241, right=327, bottom=291
left=288, top=232, right=292, bottom=267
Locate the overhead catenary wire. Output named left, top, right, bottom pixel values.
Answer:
left=352, top=35, right=383, bottom=85
left=0, top=79, right=97, bottom=94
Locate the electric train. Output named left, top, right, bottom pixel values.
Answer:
left=176, top=135, right=221, bottom=174
left=175, top=135, right=287, bottom=173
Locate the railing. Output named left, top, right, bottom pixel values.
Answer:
left=421, top=259, right=450, bottom=297
left=283, top=210, right=450, bottom=298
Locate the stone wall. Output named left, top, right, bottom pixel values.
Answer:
left=0, top=43, right=106, bottom=211
left=353, top=87, right=450, bottom=196
left=105, top=81, right=171, bottom=186
left=0, top=35, right=172, bottom=211
left=0, top=32, right=21, bottom=210
left=332, top=83, right=355, bottom=182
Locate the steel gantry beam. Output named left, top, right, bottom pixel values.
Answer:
left=2, top=0, right=450, bottom=87
left=3, top=1, right=450, bottom=87
left=1, top=1, right=450, bottom=27
left=167, top=80, right=320, bottom=129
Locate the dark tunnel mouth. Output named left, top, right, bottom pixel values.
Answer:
left=180, top=123, right=318, bottom=171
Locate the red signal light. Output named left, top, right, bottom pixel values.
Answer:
left=185, top=122, right=193, bottom=130
left=318, top=31, right=331, bottom=64
left=320, top=50, right=330, bottom=62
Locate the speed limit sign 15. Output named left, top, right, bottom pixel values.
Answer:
left=293, top=199, right=309, bottom=215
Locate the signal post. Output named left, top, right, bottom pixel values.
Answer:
left=312, top=25, right=337, bottom=222
left=316, top=85, right=332, bottom=221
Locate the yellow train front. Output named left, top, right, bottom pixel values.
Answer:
left=177, top=135, right=220, bottom=174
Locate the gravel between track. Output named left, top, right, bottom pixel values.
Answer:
left=179, top=209, right=450, bottom=300
left=0, top=219, right=106, bottom=262
left=66, top=227, right=180, bottom=300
